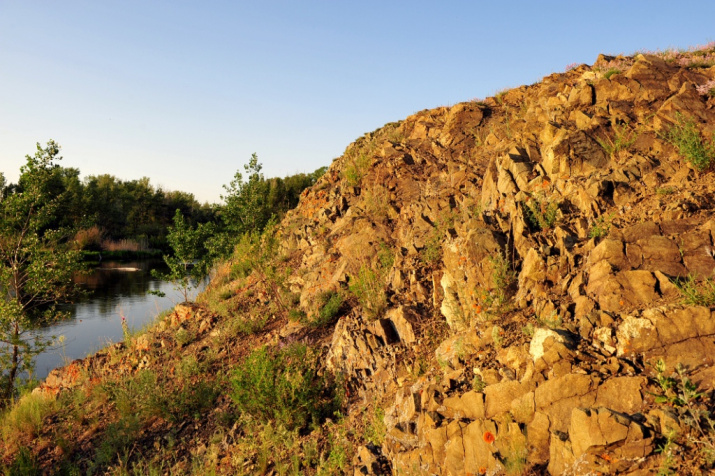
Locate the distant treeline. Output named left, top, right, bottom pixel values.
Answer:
left=0, top=143, right=326, bottom=253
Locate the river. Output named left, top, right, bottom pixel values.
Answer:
left=32, top=260, right=204, bottom=380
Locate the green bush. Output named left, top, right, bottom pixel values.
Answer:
left=230, top=344, right=341, bottom=430
left=666, top=114, right=715, bottom=172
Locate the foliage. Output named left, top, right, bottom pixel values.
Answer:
left=420, top=211, right=456, bottom=265
left=604, top=68, right=621, bottom=79
left=673, top=275, right=715, bottom=306
left=665, top=114, right=715, bottom=172
left=0, top=141, right=86, bottom=406
left=311, top=290, right=344, bottom=327
left=589, top=213, right=613, bottom=239
left=363, top=406, right=386, bottom=446
left=597, top=122, right=638, bottom=155
left=349, top=265, right=388, bottom=320
left=487, top=252, right=516, bottom=308
left=524, top=196, right=559, bottom=231
left=230, top=343, right=341, bottom=431
left=151, top=209, right=214, bottom=302
left=0, top=391, right=57, bottom=447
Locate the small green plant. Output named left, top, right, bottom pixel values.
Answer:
left=349, top=265, right=388, bottom=320
left=597, top=122, right=638, bottom=155
left=342, top=152, right=371, bottom=187
left=673, top=275, right=715, bottom=306
left=230, top=343, right=341, bottom=431
left=488, top=252, right=516, bottom=307
left=363, top=406, right=386, bottom=446
left=492, top=326, right=504, bottom=348
left=420, top=210, right=456, bottom=265
left=604, top=68, right=621, bottom=79
left=472, top=374, right=486, bottom=392
left=665, top=114, right=715, bottom=172
left=312, top=289, right=344, bottom=327
left=589, top=213, right=613, bottom=239
left=522, top=323, right=535, bottom=337
left=656, top=186, right=676, bottom=196
left=525, top=196, right=559, bottom=231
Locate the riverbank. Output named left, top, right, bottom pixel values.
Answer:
left=80, top=249, right=163, bottom=262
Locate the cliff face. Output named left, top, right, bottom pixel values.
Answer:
left=18, top=49, right=715, bottom=475
left=278, top=51, right=715, bottom=474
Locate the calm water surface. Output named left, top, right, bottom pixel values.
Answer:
left=33, top=261, right=204, bottom=379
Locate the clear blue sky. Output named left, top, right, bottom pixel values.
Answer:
left=2, top=1, right=714, bottom=203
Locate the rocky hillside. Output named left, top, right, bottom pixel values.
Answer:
left=5, top=47, right=715, bottom=475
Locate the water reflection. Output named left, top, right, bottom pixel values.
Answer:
left=32, top=261, right=203, bottom=379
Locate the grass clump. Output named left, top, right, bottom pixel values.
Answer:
left=524, top=196, right=559, bottom=231
left=349, top=265, right=388, bottom=320
left=665, top=114, right=715, bottom=172
left=674, top=275, right=715, bottom=306
left=487, top=251, right=516, bottom=308
left=0, top=392, right=57, bottom=449
left=314, top=290, right=344, bottom=327
left=230, top=343, right=342, bottom=431
left=597, top=122, right=638, bottom=155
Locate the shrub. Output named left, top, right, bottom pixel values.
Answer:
left=665, top=114, right=715, bottom=172
left=230, top=344, right=341, bottom=430
left=342, top=152, right=371, bottom=187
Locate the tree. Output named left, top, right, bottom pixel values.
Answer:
left=221, top=153, right=270, bottom=236
left=152, top=209, right=213, bottom=302
left=0, top=141, right=84, bottom=405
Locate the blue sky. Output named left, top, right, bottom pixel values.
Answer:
left=2, top=1, right=714, bottom=203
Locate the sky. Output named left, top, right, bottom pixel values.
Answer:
left=2, top=1, right=714, bottom=204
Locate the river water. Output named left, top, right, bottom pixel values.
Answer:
left=32, top=261, right=204, bottom=379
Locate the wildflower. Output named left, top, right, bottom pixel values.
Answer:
left=483, top=431, right=496, bottom=444
left=479, top=466, right=488, bottom=474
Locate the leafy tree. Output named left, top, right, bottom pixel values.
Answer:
left=0, top=141, right=84, bottom=405
left=152, top=210, right=214, bottom=302
left=221, top=153, right=272, bottom=236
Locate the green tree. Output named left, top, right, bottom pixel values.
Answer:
left=152, top=209, right=213, bottom=302
left=221, top=153, right=270, bottom=236
left=0, top=141, right=84, bottom=405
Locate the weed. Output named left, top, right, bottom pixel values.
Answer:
left=3, top=446, right=40, bottom=475
left=1, top=391, right=57, bottom=449
left=174, top=327, right=195, bottom=347
left=491, top=326, right=504, bottom=348
left=604, top=68, right=622, bottom=79
left=522, top=323, right=535, bottom=337
left=665, top=114, right=715, bottom=172
left=597, top=122, right=638, bottom=156
left=472, top=374, right=487, bottom=392
left=311, top=290, right=344, bottom=327
left=524, top=196, right=559, bottom=231
left=420, top=210, right=456, bottom=265
left=656, top=186, right=676, bottom=196
left=364, top=406, right=386, bottom=446
left=230, top=343, right=341, bottom=431
left=488, top=252, right=516, bottom=307
left=342, top=152, right=371, bottom=187
left=673, top=275, right=715, bottom=306
left=589, top=213, right=613, bottom=239
left=349, top=263, right=388, bottom=321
